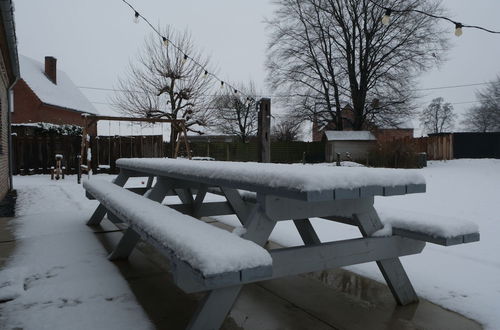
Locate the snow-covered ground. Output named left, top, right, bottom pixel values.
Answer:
left=0, top=159, right=499, bottom=329
left=0, top=175, right=153, bottom=330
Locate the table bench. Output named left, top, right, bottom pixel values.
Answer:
left=84, top=159, right=480, bottom=330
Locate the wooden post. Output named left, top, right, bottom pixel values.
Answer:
left=258, top=98, right=271, bottom=163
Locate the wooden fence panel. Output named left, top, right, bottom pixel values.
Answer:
left=186, top=141, right=325, bottom=163
left=12, top=134, right=164, bottom=175
left=412, top=134, right=453, bottom=160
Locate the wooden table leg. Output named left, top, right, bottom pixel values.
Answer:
left=186, top=285, right=243, bottom=330
left=354, top=208, right=419, bottom=305
left=86, top=171, right=130, bottom=226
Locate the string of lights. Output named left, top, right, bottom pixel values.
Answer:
left=120, top=0, right=255, bottom=102
left=78, top=80, right=494, bottom=97
left=369, top=0, right=500, bottom=36
left=90, top=98, right=498, bottom=107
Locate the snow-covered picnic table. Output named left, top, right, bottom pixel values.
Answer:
left=84, top=158, right=479, bottom=330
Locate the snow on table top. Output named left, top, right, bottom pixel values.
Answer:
left=378, top=208, right=479, bottom=238
left=116, top=158, right=425, bottom=192
left=83, top=179, right=272, bottom=276
left=19, top=55, right=98, bottom=115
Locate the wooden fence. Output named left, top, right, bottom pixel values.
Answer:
left=412, top=134, right=453, bottom=160
left=12, top=134, right=164, bottom=175
left=92, top=135, right=164, bottom=172
left=188, top=141, right=325, bottom=163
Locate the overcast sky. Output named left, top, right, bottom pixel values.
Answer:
left=13, top=0, right=500, bottom=136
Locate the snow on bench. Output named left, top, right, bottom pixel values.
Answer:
left=83, top=179, right=272, bottom=278
left=376, top=209, right=480, bottom=246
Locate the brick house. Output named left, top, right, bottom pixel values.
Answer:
left=372, top=121, right=414, bottom=143
left=12, top=55, right=98, bottom=134
left=0, top=0, right=20, bottom=203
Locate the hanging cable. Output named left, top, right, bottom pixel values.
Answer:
left=368, top=0, right=500, bottom=36
left=120, top=0, right=256, bottom=102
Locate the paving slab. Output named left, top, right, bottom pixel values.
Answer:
left=0, top=214, right=483, bottom=330
left=0, top=217, right=16, bottom=270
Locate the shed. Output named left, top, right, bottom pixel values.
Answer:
left=323, top=130, right=376, bottom=162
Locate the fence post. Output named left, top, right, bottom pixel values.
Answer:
left=258, top=98, right=271, bottom=163
left=77, top=155, right=81, bottom=184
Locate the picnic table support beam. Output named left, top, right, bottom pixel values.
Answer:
left=86, top=171, right=130, bottom=226
left=108, top=227, right=141, bottom=261
left=354, top=209, right=420, bottom=305
left=293, top=218, right=321, bottom=245
left=186, top=286, right=242, bottom=330
left=175, top=188, right=194, bottom=205
left=144, top=177, right=171, bottom=202
left=242, top=202, right=277, bottom=246
left=268, top=236, right=425, bottom=280
left=221, top=187, right=251, bottom=225
left=192, top=185, right=207, bottom=218
left=146, top=176, right=154, bottom=189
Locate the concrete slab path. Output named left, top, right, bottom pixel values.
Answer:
left=0, top=203, right=483, bottom=330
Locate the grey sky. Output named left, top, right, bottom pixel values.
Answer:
left=14, top=0, right=500, bottom=135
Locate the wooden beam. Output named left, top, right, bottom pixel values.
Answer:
left=82, top=115, right=185, bottom=125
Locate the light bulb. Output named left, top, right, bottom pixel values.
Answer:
left=162, top=37, right=168, bottom=47
left=204, top=70, right=208, bottom=77
left=182, top=54, right=188, bottom=64
left=134, top=11, right=140, bottom=24
left=455, top=23, right=463, bottom=37
left=381, top=8, right=391, bottom=26
left=220, top=81, right=224, bottom=88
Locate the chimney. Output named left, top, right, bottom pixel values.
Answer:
left=45, top=56, right=57, bottom=84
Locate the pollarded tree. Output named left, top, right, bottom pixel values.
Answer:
left=461, top=77, right=500, bottom=132
left=210, top=82, right=259, bottom=143
left=266, top=0, right=448, bottom=130
left=113, top=27, right=214, bottom=155
left=420, top=97, right=456, bottom=134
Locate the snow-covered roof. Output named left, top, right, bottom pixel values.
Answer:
left=324, top=130, right=376, bottom=141
left=19, top=55, right=98, bottom=115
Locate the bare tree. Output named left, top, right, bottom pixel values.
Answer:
left=272, top=116, right=303, bottom=141
left=266, top=0, right=448, bottom=131
left=461, top=77, right=500, bottom=132
left=419, top=97, right=455, bottom=134
left=210, top=82, right=259, bottom=143
left=112, top=27, right=214, bottom=155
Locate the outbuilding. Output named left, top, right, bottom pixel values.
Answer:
left=323, top=130, right=376, bottom=162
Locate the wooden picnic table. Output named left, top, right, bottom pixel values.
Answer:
left=85, top=158, right=478, bottom=330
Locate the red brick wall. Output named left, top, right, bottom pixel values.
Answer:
left=12, top=79, right=95, bottom=135
left=374, top=129, right=414, bottom=143
left=0, top=77, right=9, bottom=200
